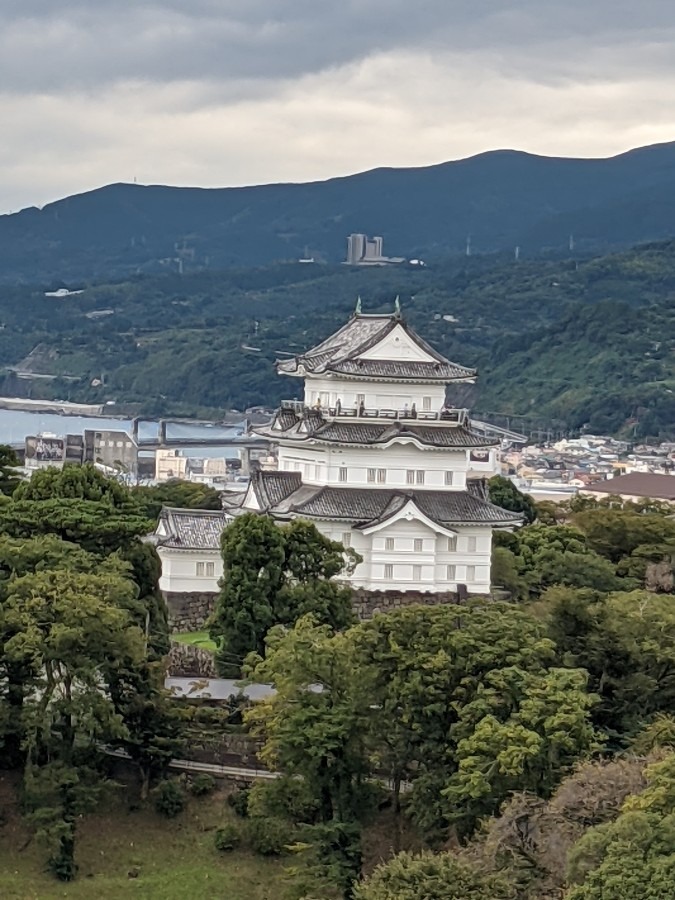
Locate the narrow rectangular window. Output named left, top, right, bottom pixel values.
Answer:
left=416, top=470, right=425, bottom=484
left=377, top=468, right=387, bottom=483
left=205, top=562, right=215, bottom=577
left=367, top=468, right=376, bottom=483
left=385, top=537, right=395, bottom=551
left=339, top=467, right=348, bottom=482
left=447, top=535, right=457, bottom=552
left=356, top=393, right=365, bottom=405
left=467, top=536, right=477, bottom=553
left=196, top=562, right=205, bottom=576
left=414, top=538, right=423, bottom=552
left=466, top=565, right=476, bottom=582
left=406, top=469, right=415, bottom=485
left=412, top=565, right=422, bottom=581
left=422, top=396, right=432, bottom=411
left=384, top=563, right=394, bottom=579
left=341, top=531, right=351, bottom=548
left=445, top=470, right=454, bottom=486
left=293, top=461, right=301, bottom=471
left=446, top=564, right=456, bottom=581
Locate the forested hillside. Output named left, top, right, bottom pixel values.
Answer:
left=3, top=142, right=675, bottom=282
left=3, top=240, right=675, bottom=436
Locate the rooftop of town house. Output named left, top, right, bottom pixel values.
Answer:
left=276, top=308, right=476, bottom=383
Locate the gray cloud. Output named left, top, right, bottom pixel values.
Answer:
left=1, top=1, right=675, bottom=212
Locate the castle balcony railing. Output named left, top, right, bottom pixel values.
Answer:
left=280, top=399, right=468, bottom=425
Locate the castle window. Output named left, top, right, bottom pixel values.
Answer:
left=341, top=532, right=351, bottom=548
left=367, top=468, right=377, bottom=483
left=416, top=470, right=425, bottom=485
left=467, top=536, right=477, bottom=553
left=467, top=565, right=476, bottom=582
left=384, top=564, right=394, bottom=579
left=339, top=467, right=348, bottom=482
left=406, top=470, right=415, bottom=484
left=446, top=564, right=456, bottom=580
left=196, top=562, right=205, bottom=576
left=385, top=538, right=395, bottom=551
left=414, top=538, right=423, bottom=552
left=377, top=468, right=386, bottom=483
left=422, top=396, right=432, bottom=411
left=447, top=535, right=457, bottom=552
left=445, top=471, right=454, bottom=485
left=412, top=565, right=422, bottom=581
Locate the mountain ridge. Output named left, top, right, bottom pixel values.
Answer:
left=3, top=141, right=675, bottom=283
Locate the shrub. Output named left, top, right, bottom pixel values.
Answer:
left=227, top=784, right=251, bottom=818
left=246, top=816, right=291, bottom=856
left=189, top=773, right=217, bottom=797
left=153, top=780, right=186, bottom=818
left=214, top=823, right=241, bottom=852
left=247, top=776, right=319, bottom=823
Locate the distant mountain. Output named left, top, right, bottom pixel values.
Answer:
left=3, top=142, right=675, bottom=283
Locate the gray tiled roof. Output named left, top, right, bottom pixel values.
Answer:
left=286, top=487, right=522, bottom=527
left=254, top=470, right=304, bottom=509
left=277, top=313, right=475, bottom=382
left=331, top=359, right=474, bottom=381
left=259, top=414, right=497, bottom=449
left=157, top=507, right=231, bottom=550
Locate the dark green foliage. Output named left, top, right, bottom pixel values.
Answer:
left=488, top=476, right=537, bottom=523
left=245, top=815, right=291, bottom=856
left=133, top=479, right=222, bottom=522
left=227, top=784, right=251, bottom=818
left=247, top=776, right=319, bottom=824
left=188, top=773, right=216, bottom=797
left=0, top=445, right=22, bottom=497
left=210, top=513, right=356, bottom=676
left=214, top=823, right=241, bottom=852
left=153, top=780, right=186, bottom=818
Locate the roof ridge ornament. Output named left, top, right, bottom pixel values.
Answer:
left=394, top=296, right=401, bottom=318
left=354, top=296, right=362, bottom=316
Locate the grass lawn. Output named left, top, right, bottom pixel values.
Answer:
left=0, top=772, right=281, bottom=900
left=172, top=630, right=217, bottom=653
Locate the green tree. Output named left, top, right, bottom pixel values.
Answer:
left=2, top=568, right=145, bottom=879
left=542, top=588, right=675, bottom=741
left=354, top=851, right=515, bottom=900
left=489, top=475, right=537, bottom=524
left=351, top=603, right=596, bottom=840
left=210, top=514, right=357, bottom=676
left=566, top=754, right=675, bottom=900
left=210, top=513, right=286, bottom=675
left=133, top=479, right=222, bottom=522
left=0, top=444, right=21, bottom=496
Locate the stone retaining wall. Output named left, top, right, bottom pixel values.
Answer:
left=352, top=588, right=458, bottom=620
left=166, top=587, right=459, bottom=635
left=165, top=591, right=216, bottom=631
left=168, top=640, right=217, bottom=677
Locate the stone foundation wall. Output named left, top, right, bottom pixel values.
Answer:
left=352, top=588, right=458, bottom=620
left=165, top=591, right=216, bottom=631
left=168, top=640, right=217, bottom=677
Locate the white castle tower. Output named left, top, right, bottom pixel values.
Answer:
left=228, top=304, right=520, bottom=595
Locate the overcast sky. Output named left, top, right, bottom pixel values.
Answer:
left=2, top=0, right=675, bottom=213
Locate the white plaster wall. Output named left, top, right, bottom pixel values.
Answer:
left=310, top=518, right=493, bottom=594
left=278, top=443, right=469, bottom=488
left=158, top=549, right=223, bottom=593
left=303, top=377, right=446, bottom=412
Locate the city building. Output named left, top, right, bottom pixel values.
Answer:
left=226, top=305, right=521, bottom=595
left=345, top=233, right=405, bottom=266
left=579, top=471, right=675, bottom=504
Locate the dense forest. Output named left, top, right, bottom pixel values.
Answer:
left=2, top=457, right=675, bottom=899
left=3, top=239, right=675, bottom=437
